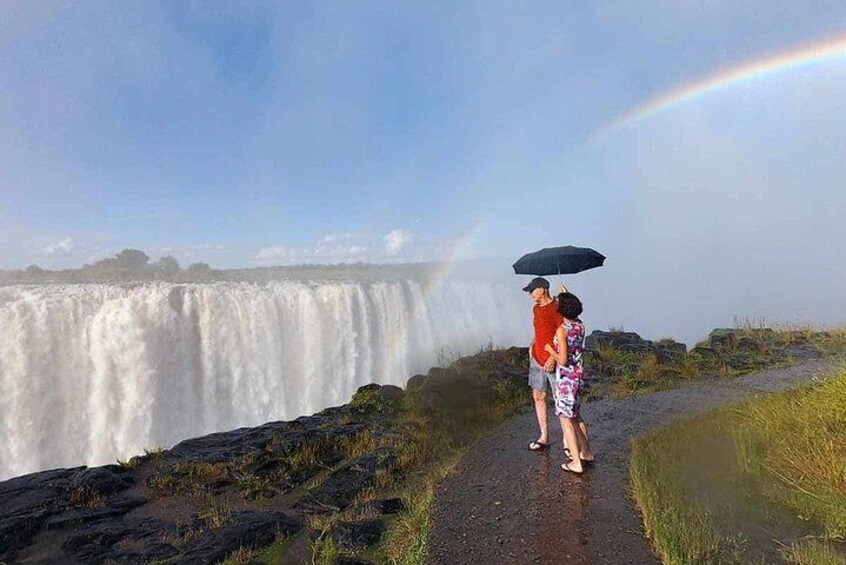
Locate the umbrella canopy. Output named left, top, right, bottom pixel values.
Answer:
left=512, top=246, right=606, bottom=276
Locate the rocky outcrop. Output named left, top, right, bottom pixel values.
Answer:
left=585, top=330, right=687, bottom=362
left=0, top=347, right=529, bottom=564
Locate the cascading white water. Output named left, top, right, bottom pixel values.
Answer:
left=0, top=279, right=529, bottom=480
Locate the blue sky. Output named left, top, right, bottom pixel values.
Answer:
left=2, top=2, right=846, bottom=334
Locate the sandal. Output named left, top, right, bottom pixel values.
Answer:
left=563, top=447, right=572, bottom=461
left=528, top=440, right=550, bottom=451
left=561, top=461, right=584, bottom=475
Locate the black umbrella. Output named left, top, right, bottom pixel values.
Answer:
left=512, top=246, right=606, bottom=276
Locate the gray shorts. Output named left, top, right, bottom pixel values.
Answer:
left=528, top=354, right=556, bottom=393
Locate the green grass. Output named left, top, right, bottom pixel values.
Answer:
left=782, top=539, right=846, bottom=565
left=594, top=326, right=846, bottom=399
left=380, top=451, right=463, bottom=565
left=630, top=366, right=846, bottom=564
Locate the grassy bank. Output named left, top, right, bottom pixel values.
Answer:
left=631, top=365, right=846, bottom=564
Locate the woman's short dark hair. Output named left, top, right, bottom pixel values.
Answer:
left=557, top=292, right=583, bottom=320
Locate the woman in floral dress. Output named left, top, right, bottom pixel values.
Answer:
left=545, top=291, right=594, bottom=474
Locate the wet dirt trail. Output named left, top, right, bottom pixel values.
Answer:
left=428, top=359, right=837, bottom=564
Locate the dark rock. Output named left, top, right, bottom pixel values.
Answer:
left=296, top=455, right=387, bottom=513
left=618, top=342, right=658, bottom=355
left=355, top=497, right=404, bottom=516
left=45, top=496, right=147, bottom=529
left=708, top=328, right=737, bottom=348
left=406, top=373, right=426, bottom=391
left=0, top=467, right=81, bottom=517
left=129, top=516, right=178, bottom=540
left=690, top=345, right=717, bottom=358
left=330, top=519, right=384, bottom=548
left=0, top=467, right=82, bottom=497
left=142, top=543, right=180, bottom=561
left=62, top=522, right=129, bottom=559
left=0, top=510, right=48, bottom=559
left=654, top=341, right=687, bottom=363
left=724, top=353, right=757, bottom=372
left=169, top=421, right=292, bottom=464
left=70, top=466, right=134, bottom=496
left=180, top=511, right=303, bottom=565
left=585, top=331, right=647, bottom=351
left=350, top=384, right=405, bottom=414
left=736, top=336, right=761, bottom=351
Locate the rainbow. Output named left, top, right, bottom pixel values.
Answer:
left=383, top=218, right=487, bottom=370
left=603, top=33, right=846, bottom=135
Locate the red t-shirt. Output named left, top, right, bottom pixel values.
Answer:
left=532, top=301, right=563, bottom=365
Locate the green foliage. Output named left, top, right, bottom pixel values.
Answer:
left=143, top=446, right=167, bottom=459
left=311, top=535, right=341, bottom=565
left=350, top=387, right=386, bottom=412
left=630, top=367, right=846, bottom=564
left=782, top=539, right=846, bottom=565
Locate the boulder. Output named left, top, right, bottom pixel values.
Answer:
left=405, top=374, right=427, bottom=391
left=179, top=511, right=303, bottom=565
left=296, top=455, right=389, bottom=513
left=654, top=341, right=687, bottom=363
left=330, top=519, right=384, bottom=548
left=585, top=331, right=648, bottom=351
left=354, top=497, right=404, bottom=516
left=349, top=384, right=405, bottom=415
left=707, top=328, right=737, bottom=349
left=45, top=497, right=146, bottom=529
left=70, top=466, right=134, bottom=496
left=62, top=522, right=130, bottom=558
left=690, top=345, right=717, bottom=359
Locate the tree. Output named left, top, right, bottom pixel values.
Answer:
left=186, top=262, right=211, bottom=272
left=113, top=249, right=149, bottom=270
left=155, top=256, right=180, bottom=275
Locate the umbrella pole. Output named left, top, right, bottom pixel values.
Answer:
left=556, top=261, right=568, bottom=294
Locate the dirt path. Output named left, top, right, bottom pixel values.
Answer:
left=428, top=359, right=838, bottom=564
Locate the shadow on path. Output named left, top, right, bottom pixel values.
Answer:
left=428, top=359, right=837, bottom=564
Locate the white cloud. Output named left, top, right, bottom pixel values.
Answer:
left=313, top=233, right=370, bottom=261
left=254, top=244, right=299, bottom=265
left=191, top=243, right=225, bottom=251
left=254, top=234, right=373, bottom=266
left=41, top=237, right=75, bottom=255
left=383, top=229, right=413, bottom=256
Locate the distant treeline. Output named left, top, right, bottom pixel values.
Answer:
left=0, top=249, right=440, bottom=285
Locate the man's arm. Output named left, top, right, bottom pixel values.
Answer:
left=543, top=346, right=556, bottom=372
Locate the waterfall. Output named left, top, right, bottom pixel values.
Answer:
left=0, top=279, right=529, bottom=480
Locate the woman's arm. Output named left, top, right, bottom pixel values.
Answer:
left=544, top=327, right=568, bottom=365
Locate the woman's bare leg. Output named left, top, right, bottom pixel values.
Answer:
left=573, top=415, right=593, bottom=461
left=560, top=417, right=583, bottom=473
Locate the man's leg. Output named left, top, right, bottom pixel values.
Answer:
left=533, top=389, right=549, bottom=444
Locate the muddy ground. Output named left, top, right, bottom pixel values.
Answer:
left=428, top=359, right=838, bottom=564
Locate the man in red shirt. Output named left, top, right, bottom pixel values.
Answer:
left=524, top=277, right=563, bottom=451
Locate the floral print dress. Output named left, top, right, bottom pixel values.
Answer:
left=552, top=319, right=585, bottom=419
